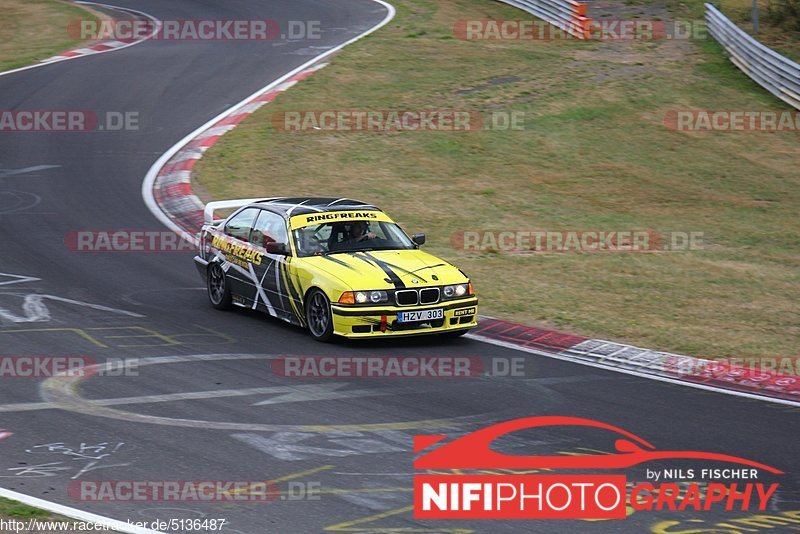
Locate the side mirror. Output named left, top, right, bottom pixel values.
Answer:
left=412, top=233, right=426, bottom=246
left=266, top=242, right=290, bottom=255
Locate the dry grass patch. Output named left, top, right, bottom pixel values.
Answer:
left=195, top=0, right=800, bottom=358
left=0, top=0, right=97, bottom=72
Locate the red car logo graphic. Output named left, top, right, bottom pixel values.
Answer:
left=414, top=416, right=783, bottom=474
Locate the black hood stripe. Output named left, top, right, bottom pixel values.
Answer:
left=360, top=252, right=428, bottom=283
left=320, top=254, right=357, bottom=270
left=351, top=253, right=405, bottom=289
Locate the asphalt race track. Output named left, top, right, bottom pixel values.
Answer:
left=0, top=1, right=798, bottom=532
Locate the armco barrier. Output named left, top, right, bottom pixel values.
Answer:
left=495, top=0, right=590, bottom=39
left=706, top=3, right=800, bottom=110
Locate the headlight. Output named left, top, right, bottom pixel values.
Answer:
left=369, top=290, right=388, bottom=303
left=350, top=290, right=389, bottom=305
left=443, top=283, right=470, bottom=299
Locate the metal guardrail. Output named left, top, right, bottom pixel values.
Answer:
left=495, top=0, right=590, bottom=39
left=706, top=3, right=800, bottom=110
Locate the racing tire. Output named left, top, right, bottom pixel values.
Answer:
left=305, top=288, right=334, bottom=342
left=207, top=263, right=233, bottom=310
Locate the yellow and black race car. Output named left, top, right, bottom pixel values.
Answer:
left=194, top=197, right=478, bottom=341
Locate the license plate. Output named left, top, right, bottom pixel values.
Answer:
left=397, top=308, right=444, bottom=323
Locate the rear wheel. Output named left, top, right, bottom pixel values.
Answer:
left=207, top=263, right=233, bottom=310
left=305, top=288, right=334, bottom=342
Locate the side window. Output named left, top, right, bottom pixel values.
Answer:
left=224, top=208, right=258, bottom=241
left=249, top=210, right=288, bottom=248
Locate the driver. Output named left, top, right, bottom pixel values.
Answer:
left=345, top=221, right=376, bottom=244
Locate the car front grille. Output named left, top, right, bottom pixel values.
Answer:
left=395, top=288, right=441, bottom=306
left=419, top=288, right=440, bottom=304
left=395, top=289, right=418, bottom=306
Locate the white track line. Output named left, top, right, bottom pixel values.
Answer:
left=0, top=487, right=163, bottom=534
left=0, top=2, right=161, bottom=78
left=141, top=0, right=397, bottom=243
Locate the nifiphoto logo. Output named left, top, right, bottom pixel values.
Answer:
left=413, top=417, right=783, bottom=520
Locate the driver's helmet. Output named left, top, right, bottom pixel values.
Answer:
left=348, top=221, right=368, bottom=237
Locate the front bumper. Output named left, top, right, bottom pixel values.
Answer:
left=194, top=255, right=209, bottom=281
left=330, top=297, right=478, bottom=338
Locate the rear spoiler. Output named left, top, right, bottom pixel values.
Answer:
left=203, top=198, right=272, bottom=224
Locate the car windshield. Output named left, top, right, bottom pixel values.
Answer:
left=293, top=220, right=416, bottom=257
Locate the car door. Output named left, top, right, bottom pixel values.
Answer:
left=248, top=209, right=291, bottom=315
left=220, top=207, right=259, bottom=301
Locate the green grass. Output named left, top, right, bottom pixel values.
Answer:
left=0, top=498, right=51, bottom=518
left=0, top=0, right=98, bottom=72
left=194, top=0, right=800, bottom=359
left=0, top=498, right=125, bottom=533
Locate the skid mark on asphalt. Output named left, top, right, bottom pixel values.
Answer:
left=251, top=383, right=399, bottom=406
left=0, top=388, right=326, bottom=412
left=2, top=354, right=487, bottom=432
left=0, top=384, right=419, bottom=413
left=0, top=439, right=132, bottom=480
left=325, top=505, right=472, bottom=533
left=0, top=272, right=40, bottom=286
left=0, top=167, right=59, bottom=215
left=0, top=294, right=144, bottom=324
left=233, top=431, right=405, bottom=461
left=0, top=165, right=60, bottom=179
left=0, top=324, right=235, bottom=349
left=0, top=190, right=40, bottom=214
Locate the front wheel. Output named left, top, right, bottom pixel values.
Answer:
left=305, top=288, right=334, bottom=342
left=207, top=263, right=233, bottom=310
